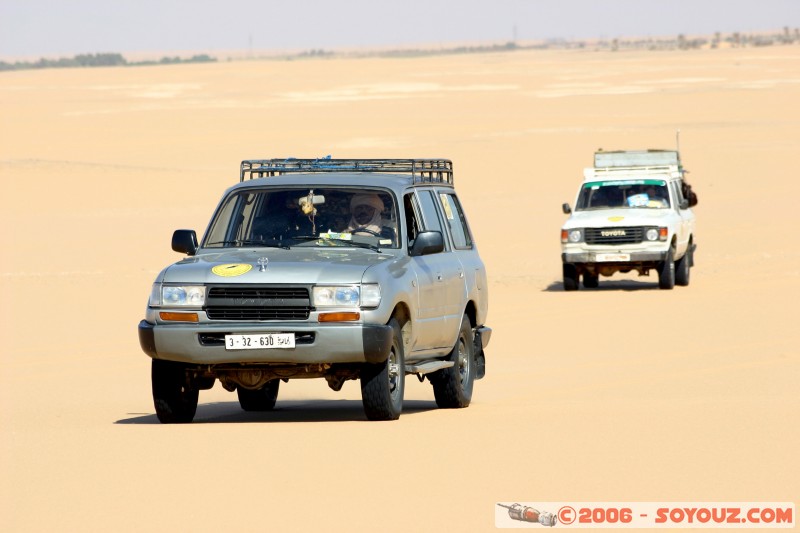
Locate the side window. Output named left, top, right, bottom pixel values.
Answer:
left=205, top=191, right=254, bottom=246
left=417, top=190, right=445, bottom=234
left=438, top=192, right=473, bottom=249
left=403, top=193, right=421, bottom=246
left=671, top=181, right=684, bottom=210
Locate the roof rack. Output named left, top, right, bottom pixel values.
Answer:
left=594, top=149, right=681, bottom=169
left=240, top=158, right=453, bottom=185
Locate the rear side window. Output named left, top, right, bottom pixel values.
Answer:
left=417, top=190, right=445, bottom=233
left=439, top=193, right=472, bottom=249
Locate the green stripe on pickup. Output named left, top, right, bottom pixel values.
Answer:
left=584, top=179, right=666, bottom=188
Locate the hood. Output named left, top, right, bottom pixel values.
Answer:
left=162, top=248, right=393, bottom=285
left=564, top=208, right=672, bottom=229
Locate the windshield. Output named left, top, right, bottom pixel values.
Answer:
left=203, top=187, right=399, bottom=249
left=575, top=179, right=670, bottom=210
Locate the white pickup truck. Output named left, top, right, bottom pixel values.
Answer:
left=560, top=150, right=697, bottom=290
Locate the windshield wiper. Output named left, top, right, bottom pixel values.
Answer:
left=206, top=239, right=290, bottom=250
left=288, top=235, right=382, bottom=252
left=327, top=238, right=382, bottom=252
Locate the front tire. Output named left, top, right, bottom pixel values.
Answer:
left=659, top=249, right=676, bottom=290
left=430, top=314, right=475, bottom=408
left=237, top=380, right=280, bottom=411
left=152, top=359, right=198, bottom=424
left=563, top=264, right=579, bottom=291
left=360, top=318, right=405, bottom=420
left=675, top=246, right=691, bottom=286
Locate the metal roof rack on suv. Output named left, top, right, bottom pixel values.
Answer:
left=240, top=158, right=453, bottom=185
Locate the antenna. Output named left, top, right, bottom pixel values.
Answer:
left=676, top=129, right=681, bottom=153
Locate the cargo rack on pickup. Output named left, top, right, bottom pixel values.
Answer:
left=586, top=149, right=685, bottom=180
left=240, top=158, right=453, bottom=185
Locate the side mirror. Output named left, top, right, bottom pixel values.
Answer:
left=172, top=229, right=198, bottom=256
left=409, top=230, right=444, bottom=257
left=679, top=199, right=689, bottom=210
left=562, top=203, right=572, bottom=214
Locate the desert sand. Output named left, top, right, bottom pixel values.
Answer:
left=1, top=45, right=798, bottom=531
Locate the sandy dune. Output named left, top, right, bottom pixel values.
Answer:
left=1, top=45, right=798, bottom=531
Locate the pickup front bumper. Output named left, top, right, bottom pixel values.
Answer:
left=562, top=251, right=668, bottom=264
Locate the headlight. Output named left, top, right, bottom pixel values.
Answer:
left=161, top=285, right=206, bottom=307
left=645, top=228, right=659, bottom=241
left=313, top=286, right=360, bottom=307
left=312, top=284, right=381, bottom=308
left=568, top=229, right=583, bottom=243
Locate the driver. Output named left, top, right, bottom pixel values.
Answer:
left=346, top=193, right=385, bottom=235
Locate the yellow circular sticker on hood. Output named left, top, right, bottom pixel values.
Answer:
left=608, top=216, right=625, bottom=222
left=211, top=263, right=252, bottom=277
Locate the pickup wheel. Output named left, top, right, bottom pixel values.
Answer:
left=675, top=246, right=691, bottom=286
left=583, top=272, right=599, bottom=288
left=431, top=314, right=475, bottom=408
left=237, top=380, right=280, bottom=411
left=152, top=359, right=198, bottom=424
left=563, top=264, right=579, bottom=291
left=360, top=318, right=405, bottom=420
left=658, top=249, right=676, bottom=290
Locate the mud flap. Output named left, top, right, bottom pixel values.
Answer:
left=473, top=326, right=491, bottom=380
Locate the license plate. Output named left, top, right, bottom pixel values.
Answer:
left=595, top=253, right=630, bottom=262
left=224, top=333, right=295, bottom=350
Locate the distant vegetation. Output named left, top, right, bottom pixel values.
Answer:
left=276, top=27, right=800, bottom=60
left=2, top=27, right=798, bottom=73
left=0, top=52, right=216, bottom=72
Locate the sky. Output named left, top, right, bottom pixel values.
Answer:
left=1, top=0, right=799, bottom=59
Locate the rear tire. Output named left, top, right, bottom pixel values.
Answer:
left=659, top=249, right=676, bottom=290
left=563, top=264, right=579, bottom=291
left=675, top=246, right=691, bottom=286
left=237, top=380, right=280, bottom=411
left=583, top=272, right=599, bottom=288
left=360, top=318, right=405, bottom=420
left=152, top=359, right=198, bottom=424
left=431, top=314, right=475, bottom=408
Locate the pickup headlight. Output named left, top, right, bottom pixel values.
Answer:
left=153, top=285, right=206, bottom=307
left=645, top=227, right=669, bottom=242
left=313, top=284, right=381, bottom=308
left=561, top=228, right=583, bottom=243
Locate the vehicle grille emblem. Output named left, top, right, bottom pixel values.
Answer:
left=257, top=257, right=269, bottom=272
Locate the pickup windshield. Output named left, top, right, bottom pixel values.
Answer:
left=576, top=179, right=670, bottom=210
left=203, top=187, right=399, bottom=249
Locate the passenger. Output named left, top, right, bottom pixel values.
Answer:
left=590, top=188, right=608, bottom=208
left=646, top=186, right=668, bottom=207
left=252, top=192, right=291, bottom=240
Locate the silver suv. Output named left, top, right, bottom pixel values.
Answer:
left=138, top=159, right=491, bottom=422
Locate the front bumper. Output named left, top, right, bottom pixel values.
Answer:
left=138, top=320, right=393, bottom=365
left=562, top=250, right=668, bottom=264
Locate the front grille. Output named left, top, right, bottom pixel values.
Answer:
left=205, top=285, right=311, bottom=321
left=206, top=307, right=310, bottom=320
left=585, top=226, right=644, bottom=245
left=207, top=287, right=309, bottom=299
